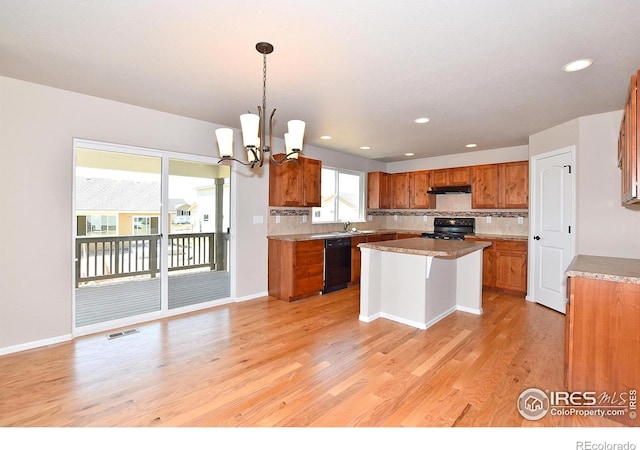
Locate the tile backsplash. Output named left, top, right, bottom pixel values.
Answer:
left=267, top=192, right=528, bottom=237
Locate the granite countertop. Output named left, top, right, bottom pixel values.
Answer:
left=466, top=234, right=528, bottom=241
left=267, top=230, right=410, bottom=241
left=566, top=254, right=640, bottom=285
left=268, top=230, right=527, bottom=242
left=358, top=237, right=492, bottom=258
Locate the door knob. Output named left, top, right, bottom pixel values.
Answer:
left=533, top=235, right=541, bottom=240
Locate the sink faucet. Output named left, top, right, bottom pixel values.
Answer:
left=343, top=221, right=351, bottom=231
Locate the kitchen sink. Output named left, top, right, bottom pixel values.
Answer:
left=310, top=230, right=378, bottom=239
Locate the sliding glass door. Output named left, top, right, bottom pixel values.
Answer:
left=75, top=147, right=162, bottom=328
left=167, top=159, right=230, bottom=310
left=74, top=141, right=231, bottom=333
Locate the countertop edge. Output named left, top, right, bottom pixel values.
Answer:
left=358, top=239, right=492, bottom=258
left=267, top=230, right=527, bottom=242
left=566, top=255, right=640, bottom=285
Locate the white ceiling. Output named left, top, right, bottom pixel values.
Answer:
left=1, top=0, right=639, bottom=162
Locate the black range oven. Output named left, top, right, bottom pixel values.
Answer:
left=421, top=217, right=475, bottom=240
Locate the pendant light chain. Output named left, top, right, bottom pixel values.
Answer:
left=214, top=42, right=304, bottom=168
left=262, top=51, right=268, bottom=115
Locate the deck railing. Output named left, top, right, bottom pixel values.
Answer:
left=75, top=232, right=228, bottom=287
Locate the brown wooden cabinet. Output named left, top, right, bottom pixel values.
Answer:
left=409, top=170, right=432, bottom=209
left=269, top=154, right=321, bottom=207
left=499, top=161, right=529, bottom=208
left=471, top=161, right=528, bottom=209
left=268, top=239, right=324, bottom=301
left=350, top=232, right=398, bottom=284
left=350, top=236, right=367, bottom=283
left=466, top=236, right=527, bottom=296
left=368, top=161, right=527, bottom=210
left=431, top=166, right=471, bottom=187
left=367, top=171, right=392, bottom=209
left=494, top=240, right=528, bottom=294
left=391, top=172, right=410, bottom=209
left=471, top=164, right=500, bottom=208
left=618, top=69, right=639, bottom=204
left=565, top=273, right=640, bottom=426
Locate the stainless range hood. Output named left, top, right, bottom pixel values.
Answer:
left=427, top=185, right=472, bottom=194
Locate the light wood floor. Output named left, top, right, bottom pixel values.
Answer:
left=0, top=286, right=626, bottom=427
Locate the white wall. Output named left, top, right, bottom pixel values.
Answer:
left=0, top=76, right=265, bottom=350
left=386, top=145, right=529, bottom=173
left=0, top=76, right=388, bottom=352
left=576, top=111, right=640, bottom=257
left=529, top=110, right=640, bottom=259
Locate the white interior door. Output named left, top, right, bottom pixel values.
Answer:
left=530, top=148, right=575, bottom=314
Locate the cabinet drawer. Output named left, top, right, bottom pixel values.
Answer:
left=295, top=274, right=324, bottom=295
left=295, top=240, right=324, bottom=266
left=494, top=240, right=527, bottom=252
left=296, top=263, right=323, bottom=279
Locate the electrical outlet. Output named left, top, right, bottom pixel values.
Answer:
left=276, top=215, right=280, bottom=224
left=302, top=215, right=307, bottom=223
left=368, top=215, right=372, bottom=221
left=486, top=216, right=492, bottom=224
left=518, top=216, right=524, bottom=225
left=423, top=215, right=429, bottom=222
left=394, top=215, right=398, bottom=221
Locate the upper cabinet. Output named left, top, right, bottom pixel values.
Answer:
left=391, top=172, right=410, bottom=209
left=409, top=170, right=432, bottom=209
left=471, top=164, right=500, bottom=208
left=499, top=161, right=529, bottom=208
left=619, top=69, right=639, bottom=204
left=367, top=161, right=528, bottom=210
left=471, top=161, right=528, bottom=209
left=367, top=171, right=392, bottom=209
left=269, top=154, right=321, bottom=207
left=430, top=166, right=471, bottom=187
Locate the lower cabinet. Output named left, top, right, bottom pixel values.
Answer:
left=350, top=236, right=367, bottom=283
left=565, top=275, right=639, bottom=426
left=466, top=236, right=528, bottom=296
left=268, top=239, right=324, bottom=302
left=351, top=233, right=397, bottom=284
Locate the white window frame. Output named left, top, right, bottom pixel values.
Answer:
left=312, top=166, right=366, bottom=224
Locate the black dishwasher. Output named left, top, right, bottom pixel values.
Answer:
left=322, top=237, right=352, bottom=294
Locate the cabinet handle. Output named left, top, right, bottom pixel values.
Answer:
left=533, top=235, right=541, bottom=240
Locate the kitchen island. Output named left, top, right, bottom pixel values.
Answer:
left=358, top=238, right=492, bottom=329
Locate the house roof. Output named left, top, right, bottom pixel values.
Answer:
left=75, top=177, right=186, bottom=212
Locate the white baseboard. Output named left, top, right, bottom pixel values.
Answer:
left=456, top=305, right=483, bottom=315
left=234, top=291, right=268, bottom=303
left=0, top=334, right=73, bottom=356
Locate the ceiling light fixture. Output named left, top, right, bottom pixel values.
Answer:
left=414, top=117, right=430, bottom=124
left=360, top=146, right=371, bottom=150
left=214, top=42, right=305, bottom=168
left=405, top=153, right=415, bottom=156
left=465, top=144, right=477, bottom=148
left=562, top=58, right=593, bottom=72
left=320, top=135, right=332, bottom=140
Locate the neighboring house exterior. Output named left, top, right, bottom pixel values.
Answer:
left=75, top=177, right=191, bottom=236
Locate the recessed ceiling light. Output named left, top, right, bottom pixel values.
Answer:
left=360, top=146, right=371, bottom=150
left=465, top=144, right=477, bottom=148
left=320, top=135, right=332, bottom=140
left=562, top=59, right=593, bottom=72
left=414, top=117, right=430, bottom=124
left=405, top=153, right=415, bottom=156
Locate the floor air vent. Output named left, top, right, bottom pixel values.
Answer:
left=107, top=328, right=140, bottom=340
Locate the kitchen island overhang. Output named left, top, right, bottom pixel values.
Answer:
left=358, top=238, right=492, bottom=330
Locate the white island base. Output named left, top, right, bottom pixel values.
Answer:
left=358, top=239, right=488, bottom=330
